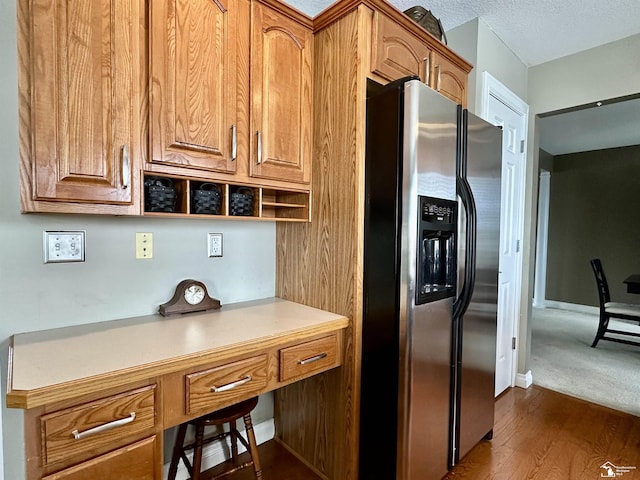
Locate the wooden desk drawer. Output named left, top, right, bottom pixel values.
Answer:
left=42, top=436, right=156, bottom=480
left=279, top=334, right=339, bottom=382
left=186, top=355, right=268, bottom=415
left=41, top=385, right=156, bottom=466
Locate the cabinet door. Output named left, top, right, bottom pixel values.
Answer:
left=29, top=0, right=141, bottom=204
left=431, top=53, right=467, bottom=106
left=250, top=3, right=312, bottom=184
left=41, top=437, right=157, bottom=480
left=371, top=11, right=432, bottom=83
left=150, top=0, right=241, bottom=174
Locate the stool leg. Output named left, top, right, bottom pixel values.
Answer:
left=243, top=413, right=263, bottom=479
left=168, top=423, right=188, bottom=480
left=229, top=422, right=239, bottom=466
left=192, top=422, right=206, bottom=480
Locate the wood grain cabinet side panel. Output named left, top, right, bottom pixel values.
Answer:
left=40, top=385, right=156, bottom=467
left=41, top=436, right=157, bottom=480
left=149, top=0, right=240, bottom=174
left=249, top=2, right=313, bottom=184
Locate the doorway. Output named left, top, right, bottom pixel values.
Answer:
left=480, top=72, right=528, bottom=397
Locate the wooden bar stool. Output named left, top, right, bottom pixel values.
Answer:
left=168, top=397, right=263, bottom=480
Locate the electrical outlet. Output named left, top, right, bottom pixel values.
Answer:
left=136, top=233, right=153, bottom=259
left=208, top=233, right=223, bottom=257
left=43, top=231, right=86, bottom=263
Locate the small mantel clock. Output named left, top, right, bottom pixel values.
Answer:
left=159, top=279, right=221, bottom=316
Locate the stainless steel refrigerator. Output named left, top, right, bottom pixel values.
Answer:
left=359, top=77, right=502, bottom=480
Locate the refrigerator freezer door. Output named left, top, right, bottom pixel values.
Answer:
left=399, top=81, right=459, bottom=480
left=455, top=112, right=502, bottom=462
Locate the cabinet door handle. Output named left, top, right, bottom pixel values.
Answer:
left=424, top=56, right=431, bottom=85
left=121, top=145, right=130, bottom=189
left=256, top=131, right=262, bottom=164
left=231, top=125, right=237, bottom=161
left=211, top=375, right=252, bottom=393
left=298, top=352, right=328, bottom=365
left=72, top=412, right=136, bottom=440
left=435, top=64, right=441, bottom=91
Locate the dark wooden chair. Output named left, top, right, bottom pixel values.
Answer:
left=168, top=397, right=263, bottom=480
left=590, top=258, right=640, bottom=348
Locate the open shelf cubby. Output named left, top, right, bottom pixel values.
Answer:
left=143, top=174, right=310, bottom=222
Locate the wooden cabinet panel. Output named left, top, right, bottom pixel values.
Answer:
left=431, top=53, right=467, bottom=106
left=150, top=0, right=241, bottom=174
left=40, top=386, right=156, bottom=466
left=41, top=436, right=157, bottom=480
left=371, top=10, right=432, bottom=83
left=249, top=2, right=312, bottom=184
left=279, top=334, right=339, bottom=382
left=27, top=0, right=142, bottom=207
left=367, top=7, right=469, bottom=107
left=186, top=355, right=268, bottom=415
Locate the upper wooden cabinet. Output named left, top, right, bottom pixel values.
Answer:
left=19, top=0, right=144, bottom=214
left=368, top=8, right=470, bottom=106
left=149, top=0, right=242, bottom=175
left=148, top=0, right=312, bottom=186
left=430, top=52, right=468, bottom=106
left=371, top=10, right=433, bottom=83
left=249, top=2, right=313, bottom=184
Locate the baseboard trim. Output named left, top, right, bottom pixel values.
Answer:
left=515, top=370, right=533, bottom=389
left=163, top=419, right=275, bottom=480
left=540, top=301, right=598, bottom=315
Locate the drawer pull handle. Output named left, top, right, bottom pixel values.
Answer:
left=298, top=352, right=328, bottom=365
left=71, top=412, right=136, bottom=440
left=211, top=375, right=252, bottom=393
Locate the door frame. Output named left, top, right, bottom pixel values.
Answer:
left=479, top=71, right=529, bottom=390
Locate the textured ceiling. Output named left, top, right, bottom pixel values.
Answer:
left=286, top=0, right=640, bottom=155
left=286, top=0, right=640, bottom=67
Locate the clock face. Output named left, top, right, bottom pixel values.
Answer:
left=184, top=284, right=205, bottom=305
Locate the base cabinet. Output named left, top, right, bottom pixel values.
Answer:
left=9, top=299, right=347, bottom=480
left=41, top=437, right=157, bottom=480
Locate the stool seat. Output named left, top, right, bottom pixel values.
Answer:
left=168, top=397, right=263, bottom=480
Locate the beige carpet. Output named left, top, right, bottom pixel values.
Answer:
left=531, top=306, right=640, bottom=417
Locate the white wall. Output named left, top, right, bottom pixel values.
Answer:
left=0, top=2, right=276, bottom=478
left=447, top=18, right=528, bottom=115
left=529, top=33, right=640, bottom=114
left=520, top=33, right=640, bottom=374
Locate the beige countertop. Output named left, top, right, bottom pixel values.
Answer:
left=7, top=297, right=349, bottom=409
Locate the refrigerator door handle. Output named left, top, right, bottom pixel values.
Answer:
left=453, top=110, right=477, bottom=320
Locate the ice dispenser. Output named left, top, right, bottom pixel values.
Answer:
left=416, top=196, right=457, bottom=304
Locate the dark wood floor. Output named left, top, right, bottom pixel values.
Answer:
left=204, top=385, right=640, bottom=479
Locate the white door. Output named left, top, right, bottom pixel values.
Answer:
left=481, top=72, right=528, bottom=397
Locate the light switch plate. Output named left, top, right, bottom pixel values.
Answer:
left=208, top=233, right=223, bottom=257
left=43, top=231, right=86, bottom=263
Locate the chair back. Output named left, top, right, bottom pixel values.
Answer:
left=590, top=258, right=612, bottom=307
